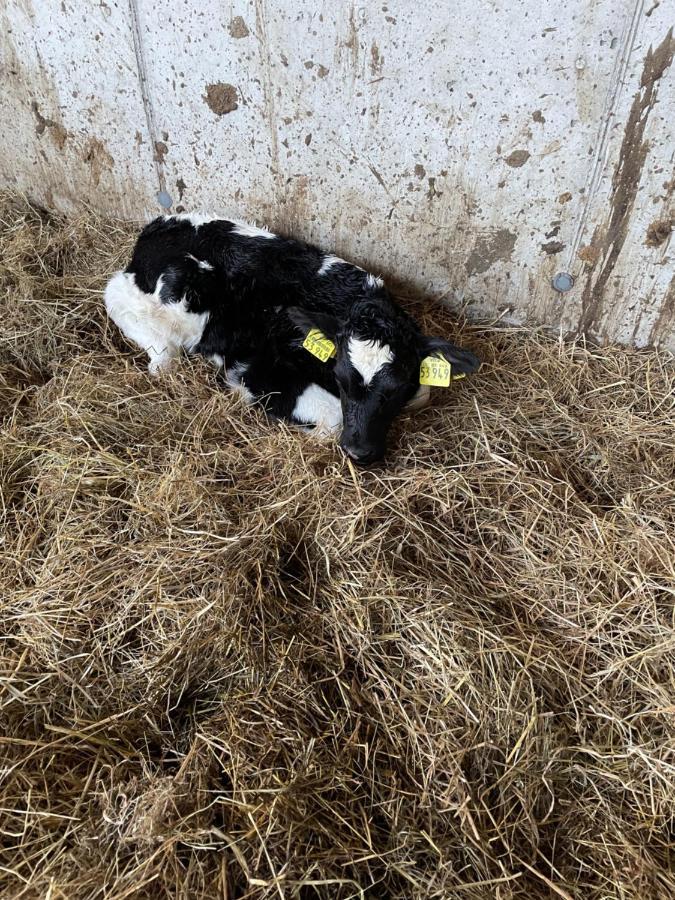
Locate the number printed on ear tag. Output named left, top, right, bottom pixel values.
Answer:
left=303, top=328, right=336, bottom=362
left=420, top=355, right=452, bottom=387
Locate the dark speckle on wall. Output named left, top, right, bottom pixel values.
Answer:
left=204, top=83, right=239, bottom=116
left=228, top=16, right=249, bottom=38
left=505, top=149, right=531, bottom=168
left=646, top=217, right=672, bottom=247
left=154, top=141, right=168, bottom=163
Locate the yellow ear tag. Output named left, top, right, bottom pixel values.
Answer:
left=420, top=355, right=452, bottom=387
left=303, top=328, right=336, bottom=362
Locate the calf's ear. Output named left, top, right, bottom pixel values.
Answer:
left=423, top=336, right=480, bottom=374
left=287, top=306, right=340, bottom=341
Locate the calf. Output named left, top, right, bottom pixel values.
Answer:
left=104, top=214, right=479, bottom=464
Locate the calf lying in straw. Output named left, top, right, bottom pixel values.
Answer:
left=105, top=214, right=479, bottom=464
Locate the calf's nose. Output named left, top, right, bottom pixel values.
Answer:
left=340, top=443, right=381, bottom=467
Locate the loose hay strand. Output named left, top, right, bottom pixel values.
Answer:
left=0, top=192, right=674, bottom=899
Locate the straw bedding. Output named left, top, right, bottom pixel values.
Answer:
left=1, top=193, right=674, bottom=899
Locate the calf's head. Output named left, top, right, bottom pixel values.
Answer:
left=290, top=299, right=480, bottom=465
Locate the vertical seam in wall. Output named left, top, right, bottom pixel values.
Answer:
left=565, top=0, right=645, bottom=269
left=128, top=0, right=166, bottom=201
left=254, top=0, right=280, bottom=183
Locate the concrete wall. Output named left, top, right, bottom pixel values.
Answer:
left=1, top=0, right=673, bottom=349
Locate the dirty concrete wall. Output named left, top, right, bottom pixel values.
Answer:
left=1, top=0, right=673, bottom=350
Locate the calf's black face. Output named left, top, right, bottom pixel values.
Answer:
left=290, top=302, right=480, bottom=465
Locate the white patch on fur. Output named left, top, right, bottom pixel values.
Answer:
left=170, top=213, right=275, bottom=240
left=187, top=253, right=214, bottom=270
left=366, top=273, right=384, bottom=288
left=292, top=384, right=343, bottom=436
left=318, top=255, right=345, bottom=275
left=171, top=212, right=215, bottom=228
left=231, top=221, right=276, bottom=240
left=348, top=337, right=394, bottom=386
left=104, top=271, right=209, bottom=373
left=405, top=384, right=431, bottom=410
left=209, top=354, right=224, bottom=368
left=224, top=362, right=254, bottom=403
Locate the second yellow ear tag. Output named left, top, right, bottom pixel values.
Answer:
left=420, top=355, right=452, bottom=387
left=303, top=328, right=336, bottom=362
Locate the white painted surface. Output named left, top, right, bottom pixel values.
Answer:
left=1, top=1, right=673, bottom=348
left=0, top=0, right=157, bottom=216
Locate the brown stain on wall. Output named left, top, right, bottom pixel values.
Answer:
left=648, top=274, right=675, bottom=346
left=578, top=28, right=675, bottom=339
left=31, top=100, right=69, bottom=150
left=578, top=237, right=602, bottom=266
left=426, top=177, right=440, bottom=201
left=645, top=217, right=672, bottom=247
left=204, top=82, right=238, bottom=116
left=466, top=229, right=517, bottom=275
left=505, top=149, right=530, bottom=168
left=82, top=136, right=114, bottom=186
left=228, top=16, right=249, bottom=38
left=370, top=41, right=383, bottom=76
left=153, top=141, right=168, bottom=163
left=343, top=5, right=359, bottom=67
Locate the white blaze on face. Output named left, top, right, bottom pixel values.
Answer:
left=347, top=337, right=394, bottom=386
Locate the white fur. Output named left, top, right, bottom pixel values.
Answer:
left=104, top=271, right=209, bottom=373
left=171, top=213, right=215, bottom=228
left=405, top=384, right=431, bottom=410
left=224, top=362, right=254, bottom=403
left=171, top=213, right=276, bottom=240
left=318, top=255, right=345, bottom=275
left=348, top=337, right=394, bottom=386
left=366, top=273, right=384, bottom=288
left=231, top=221, right=276, bottom=240
left=187, top=253, right=214, bottom=271
left=292, top=384, right=343, bottom=436
left=209, top=353, right=224, bottom=368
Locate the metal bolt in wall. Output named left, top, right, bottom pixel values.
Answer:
left=552, top=272, right=575, bottom=293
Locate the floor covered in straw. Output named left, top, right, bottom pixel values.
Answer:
left=1, top=194, right=674, bottom=899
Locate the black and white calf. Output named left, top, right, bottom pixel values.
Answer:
left=105, top=214, right=479, bottom=464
